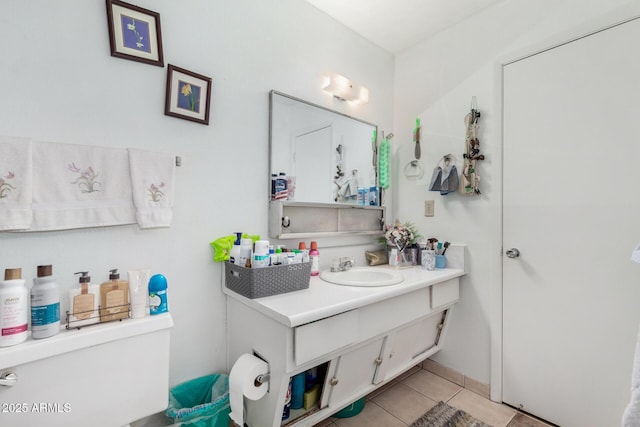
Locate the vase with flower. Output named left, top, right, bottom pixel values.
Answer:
left=380, top=220, right=422, bottom=267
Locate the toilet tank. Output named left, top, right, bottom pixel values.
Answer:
left=0, top=313, right=173, bottom=427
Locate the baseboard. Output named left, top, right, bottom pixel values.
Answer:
left=422, top=359, right=490, bottom=399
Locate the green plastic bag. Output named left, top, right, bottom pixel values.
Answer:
left=210, top=236, right=235, bottom=262
left=166, top=374, right=230, bottom=427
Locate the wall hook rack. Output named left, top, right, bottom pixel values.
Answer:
left=461, top=97, right=484, bottom=195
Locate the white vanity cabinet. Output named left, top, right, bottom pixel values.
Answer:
left=224, top=253, right=466, bottom=427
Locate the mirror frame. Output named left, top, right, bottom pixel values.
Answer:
left=268, top=90, right=379, bottom=205
left=268, top=90, right=384, bottom=239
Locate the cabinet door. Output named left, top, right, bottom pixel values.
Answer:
left=376, top=313, right=445, bottom=382
left=323, top=337, right=385, bottom=408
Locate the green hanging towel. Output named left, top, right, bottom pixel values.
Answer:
left=378, top=133, right=391, bottom=189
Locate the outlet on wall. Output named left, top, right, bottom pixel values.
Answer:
left=424, top=200, right=434, bottom=217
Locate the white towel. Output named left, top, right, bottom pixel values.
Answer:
left=31, top=141, right=136, bottom=230
left=0, top=136, right=33, bottom=230
left=128, top=148, right=175, bottom=228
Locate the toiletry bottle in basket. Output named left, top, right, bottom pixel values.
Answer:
left=309, top=241, right=320, bottom=276
left=99, top=269, right=130, bottom=322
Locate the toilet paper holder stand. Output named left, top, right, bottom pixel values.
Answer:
left=254, top=373, right=270, bottom=387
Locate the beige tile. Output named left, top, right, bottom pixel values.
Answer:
left=402, top=369, right=462, bottom=402
left=507, top=412, right=555, bottom=427
left=313, top=418, right=337, bottom=427
left=396, top=364, right=423, bottom=382
left=464, top=375, right=490, bottom=399
left=368, top=365, right=422, bottom=400
left=332, top=401, right=406, bottom=427
left=372, top=382, right=438, bottom=425
left=448, top=389, right=516, bottom=427
left=422, top=359, right=464, bottom=386
left=367, top=378, right=401, bottom=400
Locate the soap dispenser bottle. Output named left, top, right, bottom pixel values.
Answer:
left=0, top=268, right=29, bottom=347
left=30, top=264, right=60, bottom=339
left=100, top=269, right=130, bottom=322
left=68, top=271, right=100, bottom=327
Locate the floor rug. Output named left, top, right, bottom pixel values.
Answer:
left=410, top=401, right=494, bottom=427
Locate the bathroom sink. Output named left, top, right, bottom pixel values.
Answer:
left=319, top=267, right=404, bottom=287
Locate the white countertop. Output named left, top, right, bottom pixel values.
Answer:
left=223, top=265, right=466, bottom=327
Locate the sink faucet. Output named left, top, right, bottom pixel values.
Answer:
left=331, top=257, right=355, bottom=272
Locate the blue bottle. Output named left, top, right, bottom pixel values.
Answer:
left=291, top=372, right=305, bottom=409
left=148, top=274, right=168, bottom=315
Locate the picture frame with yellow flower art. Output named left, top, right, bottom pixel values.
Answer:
left=105, top=0, right=164, bottom=67
left=164, top=64, right=212, bottom=125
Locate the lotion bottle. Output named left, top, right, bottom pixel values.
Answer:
left=30, top=264, right=60, bottom=339
left=0, top=268, right=28, bottom=347
left=309, top=241, right=320, bottom=276
left=239, top=238, right=253, bottom=268
left=127, top=269, right=150, bottom=319
left=68, top=271, right=100, bottom=327
left=100, top=269, right=130, bottom=322
left=298, top=242, right=309, bottom=263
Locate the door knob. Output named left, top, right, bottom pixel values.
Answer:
left=330, top=377, right=339, bottom=386
left=506, top=248, right=520, bottom=259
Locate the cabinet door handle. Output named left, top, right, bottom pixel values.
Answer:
left=330, top=377, right=339, bottom=386
left=374, top=357, right=383, bottom=366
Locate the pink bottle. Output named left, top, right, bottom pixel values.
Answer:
left=309, top=241, right=320, bottom=276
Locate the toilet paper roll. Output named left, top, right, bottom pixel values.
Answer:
left=229, top=353, right=269, bottom=427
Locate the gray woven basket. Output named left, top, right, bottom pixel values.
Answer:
left=224, top=261, right=311, bottom=299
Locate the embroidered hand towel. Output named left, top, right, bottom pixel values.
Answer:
left=31, top=141, right=136, bottom=230
left=128, top=148, right=175, bottom=228
left=0, top=136, right=33, bottom=230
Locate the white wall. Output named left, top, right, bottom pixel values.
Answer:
left=0, top=0, right=393, bottom=386
left=393, top=0, right=638, bottom=385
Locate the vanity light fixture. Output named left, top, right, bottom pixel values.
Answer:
left=322, top=73, right=369, bottom=105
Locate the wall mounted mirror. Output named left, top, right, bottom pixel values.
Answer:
left=269, top=90, right=378, bottom=205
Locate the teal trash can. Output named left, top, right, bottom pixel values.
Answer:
left=334, top=397, right=366, bottom=418
left=166, top=374, right=230, bottom=427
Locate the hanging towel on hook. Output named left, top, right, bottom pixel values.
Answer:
left=0, top=136, right=33, bottom=230
left=429, top=156, right=459, bottom=195
left=128, top=148, right=176, bottom=228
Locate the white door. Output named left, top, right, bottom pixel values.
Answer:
left=503, top=18, right=640, bottom=427
left=293, top=125, right=333, bottom=203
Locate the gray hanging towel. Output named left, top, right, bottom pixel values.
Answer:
left=428, top=166, right=442, bottom=192
left=440, top=164, right=459, bottom=195
left=429, top=156, right=459, bottom=195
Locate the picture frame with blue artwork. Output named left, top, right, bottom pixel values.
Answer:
left=165, top=64, right=212, bottom=125
left=106, top=0, right=164, bottom=67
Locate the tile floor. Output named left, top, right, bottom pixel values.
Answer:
left=312, top=366, right=553, bottom=427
